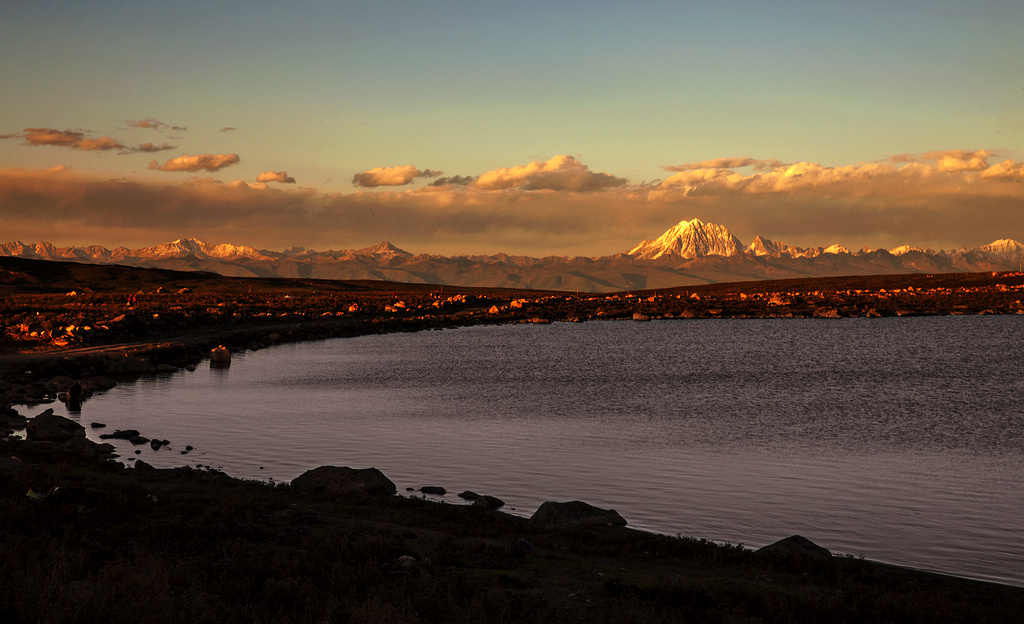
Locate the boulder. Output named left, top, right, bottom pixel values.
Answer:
left=26, top=410, right=86, bottom=442
left=99, top=429, right=140, bottom=440
left=458, top=490, right=481, bottom=501
left=755, top=535, right=832, bottom=562
left=473, top=495, right=505, bottom=510
left=291, top=466, right=396, bottom=496
left=529, top=500, right=627, bottom=528
left=0, top=407, right=27, bottom=430
left=210, top=346, right=231, bottom=363
left=420, top=486, right=446, bottom=495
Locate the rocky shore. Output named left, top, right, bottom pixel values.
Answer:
left=2, top=432, right=1022, bottom=624
left=3, top=258, right=1023, bottom=408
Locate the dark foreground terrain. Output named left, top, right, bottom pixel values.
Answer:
left=2, top=437, right=1022, bottom=624
left=2, top=257, right=1024, bottom=622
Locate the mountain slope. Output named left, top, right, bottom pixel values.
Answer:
left=2, top=220, right=1022, bottom=292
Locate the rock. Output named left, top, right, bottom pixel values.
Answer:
left=473, top=495, right=505, bottom=510
left=67, top=382, right=82, bottom=409
left=632, top=312, right=650, bottom=321
left=99, top=429, right=140, bottom=440
left=90, top=422, right=106, bottom=428
left=290, top=466, right=396, bottom=496
left=150, top=439, right=170, bottom=450
left=134, top=460, right=155, bottom=471
left=128, top=435, right=150, bottom=445
left=420, top=486, right=446, bottom=495
left=458, top=490, right=481, bottom=501
left=63, top=436, right=117, bottom=458
left=26, top=411, right=86, bottom=442
left=813, top=307, right=842, bottom=318
left=0, top=407, right=27, bottom=430
left=755, top=535, right=832, bottom=562
left=210, top=346, right=231, bottom=363
left=487, top=305, right=500, bottom=314
left=529, top=500, right=627, bottom=528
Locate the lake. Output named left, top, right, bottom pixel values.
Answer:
left=25, top=316, right=1024, bottom=586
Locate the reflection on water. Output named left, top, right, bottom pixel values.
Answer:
left=23, top=316, right=1024, bottom=586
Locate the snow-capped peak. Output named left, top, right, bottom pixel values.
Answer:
left=357, top=241, right=412, bottom=258
left=629, top=218, right=742, bottom=260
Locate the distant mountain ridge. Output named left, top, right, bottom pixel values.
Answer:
left=2, top=220, right=1022, bottom=292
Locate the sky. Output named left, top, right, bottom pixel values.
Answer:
left=1, top=0, right=1022, bottom=256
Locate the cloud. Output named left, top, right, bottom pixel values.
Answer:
left=17, top=127, right=125, bottom=151
left=135, top=142, right=178, bottom=153
left=0, top=150, right=1021, bottom=257
left=129, top=118, right=187, bottom=132
left=148, top=153, right=241, bottom=173
left=256, top=171, right=297, bottom=184
left=980, top=159, right=1024, bottom=181
left=131, top=119, right=163, bottom=130
left=664, top=157, right=758, bottom=171
left=2, top=127, right=182, bottom=153
left=352, top=165, right=442, bottom=188
left=923, top=149, right=995, bottom=172
left=473, top=155, right=627, bottom=192
left=430, top=175, right=476, bottom=187
left=220, top=127, right=237, bottom=132
left=663, top=157, right=787, bottom=172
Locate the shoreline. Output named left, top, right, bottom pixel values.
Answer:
left=5, top=318, right=1023, bottom=593
left=2, top=432, right=1023, bottom=623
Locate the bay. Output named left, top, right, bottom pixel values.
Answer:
left=29, top=316, right=1024, bottom=586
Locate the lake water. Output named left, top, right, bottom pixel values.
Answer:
left=25, top=316, right=1024, bottom=586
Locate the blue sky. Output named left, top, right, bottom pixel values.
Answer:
left=1, top=0, right=1022, bottom=254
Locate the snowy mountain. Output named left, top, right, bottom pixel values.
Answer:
left=2, top=219, right=1022, bottom=292
left=628, top=219, right=742, bottom=260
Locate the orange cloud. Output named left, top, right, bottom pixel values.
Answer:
left=18, top=127, right=125, bottom=151
left=1, top=150, right=1021, bottom=257
left=256, top=171, right=297, bottom=184
left=923, top=149, right=995, bottom=172
left=3, top=127, right=180, bottom=153
left=135, top=142, right=177, bottom=153
left=148, top=153, right=241, bottom=173
left=352, top=165, right=441, bottom=187
left=129, top=118, right=187, bottom=132
left=473, top=155, right=626, bottom=191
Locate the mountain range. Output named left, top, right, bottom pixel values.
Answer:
left=3, top=219, right=1023, bottom=292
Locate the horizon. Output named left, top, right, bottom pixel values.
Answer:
left=1, top=2, right=1022, bottom=256
left=4, top=216, right=1023, bottom=260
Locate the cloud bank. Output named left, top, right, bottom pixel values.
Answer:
left=0, top=151, right=1021, bottom=255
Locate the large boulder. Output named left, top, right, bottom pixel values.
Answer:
left=26, top=410, right=86, bottom=442
left=473, top=495, right=505, bottom=510
left=755, top=535, right=832, bottom=562
left=530, top=500, right=627, bottom=528
left=291, top=466, right=396, bottom=496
